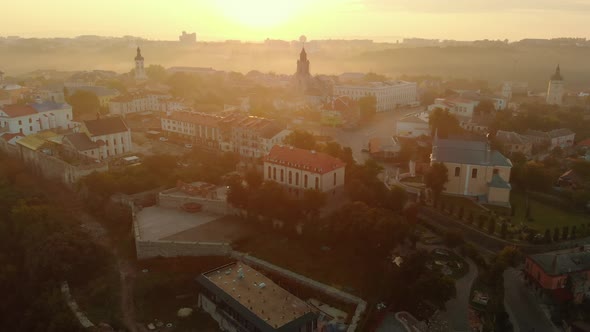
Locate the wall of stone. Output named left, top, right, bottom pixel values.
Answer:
left=158, top=191, right=237, bottom=215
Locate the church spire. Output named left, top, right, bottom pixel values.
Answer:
left=135, top=47, right=144, bottom=61
left=551, top=64, right=563, bottom=80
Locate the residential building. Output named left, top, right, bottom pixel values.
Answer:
left=0, top=83, right=31, bottom=104
left=396, top=115, right=430, bottom=137
left=230, top=116, right=290, bottom=158
left=524, top=128, right=575, bottom=150
left=431, top=136, right=512, bottom=206
left=0, top=101, right=73, bottom=136
left=428, top=97, right=479, bottom=120
left=161, top=111, right=226, bottom=150
left=134, top=47, right=147, bottom=81
left=524, top=247, right=590, bottom=304
left=333, top=81, right=418, bottom=112
left=62, top=132, right=100, bottom=160
left=546, top=65, right=565, bottom=106
left=179, top=31, right=196, bottom=44
left=109, top=90, right=170, bottom=116
left=264, top=145, right=346, bottom=196
left=80, top=116, right=132, bottom=159
left=368, top=136, right=401, bottom=160
left=320, top=96, right=360, bottom=128
left=197, top=262, right=319, bottom=332
left=495, top=130, right=533, bottom=157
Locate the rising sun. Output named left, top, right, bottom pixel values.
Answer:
left=214, top=0, right=311, bottom=28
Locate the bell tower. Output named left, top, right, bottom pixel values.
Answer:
left=134, top=47, right=147, bottom=81
left=546, top=64, right=564, bottom=106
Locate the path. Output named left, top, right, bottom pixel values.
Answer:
left=503, top=268, right=559, bottom=332
left=416, top=244, right=478, bottom=332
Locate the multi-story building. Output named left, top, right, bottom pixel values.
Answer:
left=428, top=97, right=479, bottom=120
left=109, top=90, right=170, bottom=116
left=264, top=145, right=346, bottom=196
left=546, top=65, right=565, bottom=106
left=495, top=130, right=533, bottom=157
left=396, top=115, right=430, bottom=137
left=134, top=47, right=148, bottom=81
left=0, top=101, right=73, bottom=136
left=333, top=81, right=418, bottom=112
left=80, top=116, right=132, bottom=159
left=161, top=111, right=226, bottom=150
left=431, top=136, right=512, bottom=206
left=523, top=128, right=575, bottom=151
left=524, top=247, right=590, bottom=304
left=198, top=262, right=319, bottom=332
left=230, top=116, right=290, bottom=159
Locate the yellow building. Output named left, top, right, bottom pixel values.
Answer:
left=431, top=136, right=512, bottom=206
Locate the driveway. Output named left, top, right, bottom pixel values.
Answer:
left=503, top=268, right=559, bottom=332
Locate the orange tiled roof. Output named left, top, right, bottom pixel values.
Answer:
left=265, top=145, right=345, bottom=175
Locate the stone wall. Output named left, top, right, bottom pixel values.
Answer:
left=158, top=190, right=237, bottom=215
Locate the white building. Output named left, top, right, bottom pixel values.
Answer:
left=0, top=101, right=73, bottom=136
left=333, top=80, right=418, bottom=112
left=134, top=47, right=148, bottom=81
left=80, top=116, right=133, bottom=159
left=264, top=145, right=346, bottom=196
left=546, top=65, right=564, bottom=106
left=161, top=111, right=226, bottom=151
left=396, top=115, right=430, bottom=137
left=109, top=91, right=171, bottom=116
left=428, top=97, right=479, bottom=120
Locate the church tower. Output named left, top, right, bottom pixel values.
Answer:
left=134, top=47, right=147, bottom=81
left=546, top=64, right=564, bottom=106
left=296, top=47, right=310, bottom=77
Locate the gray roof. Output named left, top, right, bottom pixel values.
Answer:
left=432, top=138, right=512, bottom=167
left=399, top=115, right=427, bottom=124
left=64, top=133, right=98, bottom=151
left=496, top=130, right=529, bottom=144
left=30, top=101, right=70, bottom=112
left=548, top=128, right=575, bottom=138
left=530, top=250, right=590, bottom=276
left=524, top=129, right=550, bottom=139
left=83, top=117, right=129, bottom=136
left=488, top=174, right=511, bottom=189
left=67, top=86, right=119, bottom=97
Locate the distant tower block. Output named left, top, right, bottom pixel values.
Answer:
left=134, top=47, right=147, bottom=81
left=546, top=64, right=564, bottom=106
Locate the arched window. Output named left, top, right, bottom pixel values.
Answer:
left=273, top=167, right=277, bottom=180
left=304, top=174, right=308, bottom=188
left=471, top=168, right=478, bottom=179
left=455, top=167, right=460, bottom=177
left=315, top=177, right=319, bottom=190
left=280, top=169, right=284, bottom=182
left=333, top=173, right=337, bottom=185
left=288, top=171, right=292, bottom=184
left=267, top=166, right=271, bottom=179
left=296, top=173, right=299, bottom=186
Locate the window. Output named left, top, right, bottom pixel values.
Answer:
left=493, top=168, right=499, bottom=175
left=273, top=167, right=276, bottom=180
left=471, top=168, right=478, bottom=179
left=455, top=167, right=460, bottom=177
left=315, top=177, right=319, bottom=190
left=29, top=118, right=32, bottom=123
left=304, top=174, right=308, bottom=188
left=333, top=173, right=337, bottom=186
left=29, top=126, right=33, bottom=132
left=18, top=120, right=22, bottom=125
left=288, top=171, right=292, bottom=184
left=280, top=169, right=284, bottom=182
left=296, top=173, right=299, bottom=186
left=267, top=166, right=271, bottom=179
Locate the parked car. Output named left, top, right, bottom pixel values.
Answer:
left=159, top=137, right=168, bottom=142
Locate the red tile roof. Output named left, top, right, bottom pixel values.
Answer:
left=1, top=104, right=37, bottom=117
left=576, top=138, right=590, bottom=147
left=164, top=112, right=222, bottom=127
left=265, top=145, right=345, bottom=175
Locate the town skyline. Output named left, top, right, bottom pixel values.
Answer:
left=3, top=0, right=590, bottom=41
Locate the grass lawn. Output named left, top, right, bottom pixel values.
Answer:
left=510, top=191, right=590, bottom=232
left=233, top=229, right=388, bottom=300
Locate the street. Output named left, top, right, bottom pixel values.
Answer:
left=441, top=257, right=478, bottom=332
left=503, top=268, right=559, bottom=332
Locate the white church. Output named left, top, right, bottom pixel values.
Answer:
left=546, top=65, right=564, bottom=106
left=134, top=47, right=147, bottom=82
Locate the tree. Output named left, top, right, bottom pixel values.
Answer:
left=424, top=162, right=449, bottom=205
left=429, top=108, right=463, bottom=137
left=359, top=95, right=377, bottom=120
left=301, top=189, right=327, bottom=220
left=284, top=130, right=316, bottom=150
left=364, top=72, right=388, bottom=82
left=474, top=99, right=495, bottom=117
left=444, top=230, right=465, bottom=248
left=487, top=217, right=496, bottom=235
left=146, top=64, right=168, bottom=82
left=500, top=222, right=508, bottom=239
left=68, top=90, right=100, bottom=118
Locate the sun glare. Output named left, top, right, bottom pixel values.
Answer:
left=214, top=0, right=311, bottom=28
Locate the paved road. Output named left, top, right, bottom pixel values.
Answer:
left=503, top=268, right=558, bottom=332
left=441, top=257, right=478, bottom=332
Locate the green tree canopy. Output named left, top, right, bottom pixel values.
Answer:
left=359, top=95, right=377, bottom=120
left=429, top=108, right=463, bottom=138
left=284, top=130, right=317, bottom=150
left=68, top=90, right=100, bottom=118
left=146, top=64, right=168, bottom=82
left=424, top=162, right=449, bottom=203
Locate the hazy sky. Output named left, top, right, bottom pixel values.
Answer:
left=2, top=0, right=589, bottom=41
